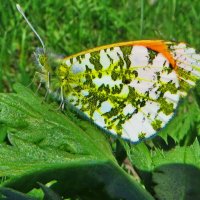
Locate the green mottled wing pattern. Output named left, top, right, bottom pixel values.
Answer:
left=37, top=41, right=200, bottom=143
left=169, top=43, right=200, bottom=95
left=61, top=45, right=180, bottom=142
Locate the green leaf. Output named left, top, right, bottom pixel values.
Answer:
left=129, top=139, right=200, bottom=172
left=5, top=161, right=154, bottom=200
left=126, top=142, right=153, bottom=172
left=0, top=83, right=153, bottom=199
left=152, top=139, right=200, bottom=168
left=0, top=83, right=114, bottom=160
left=128, top=131, right=200, bottom=198
left=153, top=164, right=200, bottom=200
left=0, top=83, right=115, bottom=178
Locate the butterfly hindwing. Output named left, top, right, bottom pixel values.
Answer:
left=36, top=40, right=200, bottom=143
left=59, top=42, right=180, bottom=142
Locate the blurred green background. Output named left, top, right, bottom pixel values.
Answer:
left=0, top=0, right=200, bottom=93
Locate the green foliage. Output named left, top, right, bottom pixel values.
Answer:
left=128, top=139, right=200, bottom=172
left=0, top=84, right=153, bottom=200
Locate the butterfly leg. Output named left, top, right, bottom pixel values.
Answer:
left=27, top=71, right=42, bottom=89
left=60, top=86, right=65, bottom=110
left=31, top=71, right=50, bottom=103
left=36, top=81, right=42, bottom=93
left=43, top=72, right=50, bottom=100
left=56, top=86, right=65, bottom=110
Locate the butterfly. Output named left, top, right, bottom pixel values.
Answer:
left=17, top=4, right=200, bottom=143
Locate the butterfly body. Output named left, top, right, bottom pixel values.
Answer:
left=36, top=40, right=200, bottom=143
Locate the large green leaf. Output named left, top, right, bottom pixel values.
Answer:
left=0, top=83, right=113, bottom=160
left=0, top=83, right=153, bottom=199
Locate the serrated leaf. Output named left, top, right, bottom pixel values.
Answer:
left=0, top=83, right=154, bottom=200
left=152, top=139, right=200, bottom=168
left=0, top=83, right=115, bottom=178
left=126, top=142, right=153, bottom=171
left=128, top=140, right=200, bottom=199
left=129, top=139, right=200, bottom=172
left=0, top=134, right=92, bottom=177
left=0, top=83, right=114, bottom=162
left=153, top=164, right=200, bottom=200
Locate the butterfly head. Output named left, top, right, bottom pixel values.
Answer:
left=16, top=4, right=74, bottom=95
left=35, top=46, right=76, bottom=97
left=35, top=48, right=52, bottom=72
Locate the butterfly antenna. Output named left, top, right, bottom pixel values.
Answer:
left=16, top=4, right=46, bottom=53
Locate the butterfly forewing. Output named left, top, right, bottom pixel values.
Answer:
left=169, top=43, right=200, bottom=95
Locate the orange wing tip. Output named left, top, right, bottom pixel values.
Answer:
left=63, top=40, right=177, bottom=69
left=129, top=40, right=177, bottom=69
